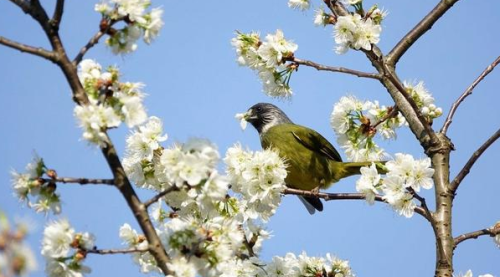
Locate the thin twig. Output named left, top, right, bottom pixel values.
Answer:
left=284, top=188, right=430, bottom=221
left=441, top=55, right=500, bottom=134
left=291, top=57, right=382, bottom=80
left=144, top=186, right=179, bottom=208
left=73, top=31, right=105, bottom=65
left=454, top=225, right=500, bottom=248
left=51, top=0, right=65, bottom=27
left=241, top=228, right=256, bottom=258
left=0, top=36, right=57, bottom=62
left=407, top=188, right=435, bottom=225
left=380, top=63, right=440, bottom=149
left=8, top=0, right=31, bottom=13
left=450, top=127, right=500, bottom=193
left=372, top=106, right=398, bottom=129
left=86, top=247, right=148, bottom=255
left=387, top=0, right=461, bottom=66
left=41, top=177, right=114, bottom=185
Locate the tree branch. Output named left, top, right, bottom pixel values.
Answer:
left=144, top=186, right=179, bottom=208
left=41, top=177, right=114, bottom=185
left=387, top=0, right=461, bottom=66
left=85, top=247, right=148, bottom=255
left=73, top=31, right=106, bottom=65
left=7, top=1, right=173, bottom=272
left=441, top=55, right=500, bottom=134
left=0, top=36, right=57, bottom=62
left=450, top=127, right=500, bottom=193
left=290, top=57, right=382, bottom=80
left=51, top=0, right=65, bottom=28
left=454, top=225, right=500, bottom=248
left=283, top=188, right=430, bottom=221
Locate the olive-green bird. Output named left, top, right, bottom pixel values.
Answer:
left=243, top=103, right=383, bottom=214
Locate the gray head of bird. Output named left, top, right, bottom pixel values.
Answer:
left=242, top=103, right=293, bottom=134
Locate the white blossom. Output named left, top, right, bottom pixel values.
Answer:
left=356, top=163, right=381, bottom=205
left=325, top=253, right=355, bottom=277
left=143, top=8, right=164, bottom=44
left=334, top=12, right=382, bottom=54
left=74, top=104, right=121, bottom=146
left=45, top=259, right=90, bottom=277
left=235, top=112, right=249, bottom=130
left=225, top=146, right=287, bottom=221
left=166, top=257, right=197, bottom=277
left=288, top=0, right=310, bottom=11
left=41, top=219, right=75, bottom=258
left=404, top=81, right=443, bottom=119
left=314, top=6, right=330, bottom=27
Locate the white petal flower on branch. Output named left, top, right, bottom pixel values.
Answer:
left=143, top=8, right=164, bottom=44
left=45, top=259, right=91, bottom=277
left=313, top=6, right=331, bottom=27
left=41, top=219, right=75, bottom=258
left=404, top=80, right=443, bottom=120
left=288, top=0, right=310, bottom=11
left=333, top=10, right=383, bottom=54
left=166, top=257, right=197, bottom=277
left=356, top=163, right=381, bottom=205
left=325, top=253, right=355, bottom=277
left=74, top=104, right=121, bottom=146
left=231, top=30, right=298, bottom=98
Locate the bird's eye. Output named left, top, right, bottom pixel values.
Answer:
left=256, top=107, right=262, bottom=112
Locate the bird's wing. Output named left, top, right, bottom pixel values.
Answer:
left=291, top=126, right=343, bottom=162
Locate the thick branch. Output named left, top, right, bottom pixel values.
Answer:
left=387, top=0, right=461, bottom=65
left=100, top=133, right=172, bottom=274
left=144, top=186, right=179, bottom=208
left=450, top=127, right=500, bottom=193
left=42, top=177, right=114, bottom=185
left=291, top=57, right=382, bottom=80
left=454, top=226, right=500, bottom=248
left=7, top=1, right=172, bottom=272
left=283, top=188, right=430, bottom=221
left=0, top=36, right=57, bottom=62
left=86, top=247, right=148, bottom=255
left=441, top=55, right=500, bottom=134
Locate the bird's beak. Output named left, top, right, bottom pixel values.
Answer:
left=235, top=109, right=254, bottom=130
left=244, top=109, right=258, bottom=121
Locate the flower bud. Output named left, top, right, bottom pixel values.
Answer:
left=74, top=250, right=86, bottom=262
left=46, top=169, right=57, bottom=179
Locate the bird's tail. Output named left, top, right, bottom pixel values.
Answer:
left=341, top=161, right=387, bottom=178
left=298, top=196, right=323, bottom=215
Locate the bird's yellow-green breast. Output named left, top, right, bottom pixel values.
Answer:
left=260, top=123, right=349, bottom=191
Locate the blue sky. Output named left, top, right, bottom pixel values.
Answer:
left=1, top=0, right=499, bottom=276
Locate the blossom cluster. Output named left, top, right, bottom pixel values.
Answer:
left=122, top=118, right=231, bottom=219
left=262, top=252, right=354, bottom=277
left=0, top=213, right=37, bottom=276
left=41, top=219, right=95, bottom=277
left=224, top=144, right=288, bottom=222
left=356, top=153, right=435, bottom=218
left=288, top=0, right=310, bottom=11
left=403, top=81, right=443, bottom=120
left=231, top=30, right=298, bottom=98
left=334, top=4, right=386, bottom=54
left=74, top=59, right=148, bottom=146
left=95, top=0, right=164, bottom=54
left=10, top=154, right=61, bottom=215
left=330, top=95, right=405, bottom=162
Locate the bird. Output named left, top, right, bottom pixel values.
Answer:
left=242, top=102, right=384, bottom=214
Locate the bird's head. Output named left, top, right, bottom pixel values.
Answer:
left=242, top=103, right=293, bottom=134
